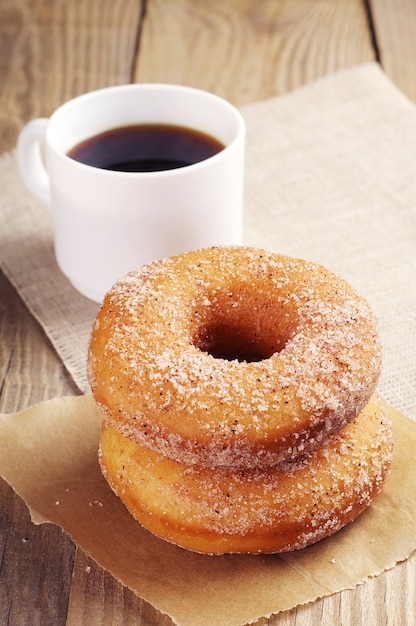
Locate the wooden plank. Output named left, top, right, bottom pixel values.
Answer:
left=0, top=480, right=76, bottom=626
left=369, top=0, right=416, bottom=103
left=0, top=0, right=144, bottom=153
left=66, top=551, right=174, bottom=626
left=135, top=0, right=376, bottom=106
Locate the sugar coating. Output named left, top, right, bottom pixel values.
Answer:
left=88, top=246, right=382, bottom=469
left=99, top=394, right=393, bottom=554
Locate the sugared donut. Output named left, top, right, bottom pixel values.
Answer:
left=99, top=394, right=392, bottom=554
left=88, top=246, right=382, bottom=470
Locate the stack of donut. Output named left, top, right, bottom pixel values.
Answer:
left=88, top=246, right=393, bottom=554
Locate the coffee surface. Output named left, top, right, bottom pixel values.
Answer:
left=67, top=124, right=225, bottom=172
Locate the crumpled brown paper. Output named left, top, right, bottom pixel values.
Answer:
left=0, top=394, right=415, bottom=626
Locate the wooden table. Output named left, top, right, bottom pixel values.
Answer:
left=1, top=1, right=416, bottom=624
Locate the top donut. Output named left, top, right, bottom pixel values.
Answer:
left=88, top=246, right=382, bottom=469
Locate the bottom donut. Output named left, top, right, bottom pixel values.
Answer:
left=99, top=394, right=393, bottom=555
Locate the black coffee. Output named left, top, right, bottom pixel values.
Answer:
left=67, top=123, right=225, bottom=172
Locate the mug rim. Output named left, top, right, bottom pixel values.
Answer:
left=45, top=83, right=245, bottom=178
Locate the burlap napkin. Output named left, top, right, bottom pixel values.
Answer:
left=0, top=62, right=415, bottom=421
left=1, top=62, right=416, bottom=626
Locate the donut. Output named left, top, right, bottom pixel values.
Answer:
left=88, top=246, right=382, bottom=470
left=99, top=394, right=393, bottom=554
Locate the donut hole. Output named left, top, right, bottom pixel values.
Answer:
left=195, top=322, right=275, bottom=362
left=193, top=290, right=298, bottom=363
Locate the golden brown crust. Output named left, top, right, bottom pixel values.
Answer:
left=88, top=246, right=382, bottom=469
left=99, top=394, right=393, bottom=555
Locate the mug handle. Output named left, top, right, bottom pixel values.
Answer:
left=17, top=118, right=51, bottom=208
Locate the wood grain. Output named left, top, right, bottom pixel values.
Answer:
left=0, top=0, right=144, bottom=153
left=66, top=552, right=174, bottom=626
left=135, top=0, right=375, bottom=105
left=0, top=481, right=76, bottom=626
left=369, top=0, right=416, bottom=103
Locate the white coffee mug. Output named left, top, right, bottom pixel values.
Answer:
left=17, top=84, right=245, bottom=303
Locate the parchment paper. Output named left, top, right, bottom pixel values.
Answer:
left=0, top=394, right=415, bottom=626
